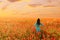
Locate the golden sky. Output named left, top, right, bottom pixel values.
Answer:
left=0, top=0, right=60, bottom=18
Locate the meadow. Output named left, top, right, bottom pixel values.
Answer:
left=0, top=18, right=60, bottom=40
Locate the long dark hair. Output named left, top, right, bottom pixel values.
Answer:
left=36, top=18, right=40, bottom=25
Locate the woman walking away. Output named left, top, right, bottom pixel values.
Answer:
left=34, top=18, right=44, bottom=40
left=35, top=18, right=43, bottom=32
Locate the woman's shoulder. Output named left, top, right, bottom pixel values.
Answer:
left=40, top=23, right=44, bottom=26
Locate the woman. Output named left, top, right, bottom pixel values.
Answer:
left=34, top=18, right=44, bottom=40
left=35, top=18, right=43, bottom=32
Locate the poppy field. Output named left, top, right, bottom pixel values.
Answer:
left=0, top=18, right=60, bottom=40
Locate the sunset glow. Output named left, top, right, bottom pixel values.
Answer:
left=0, top=0, right=60, bottom=40
left=0, top=0, right=60, bottom=18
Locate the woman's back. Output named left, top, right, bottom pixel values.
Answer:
left=35, top=18, right=43, bottom=32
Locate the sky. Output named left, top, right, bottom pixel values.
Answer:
left=29, top=0, right=60, bottom=7
left=0, top=0, right=60, bottom=18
